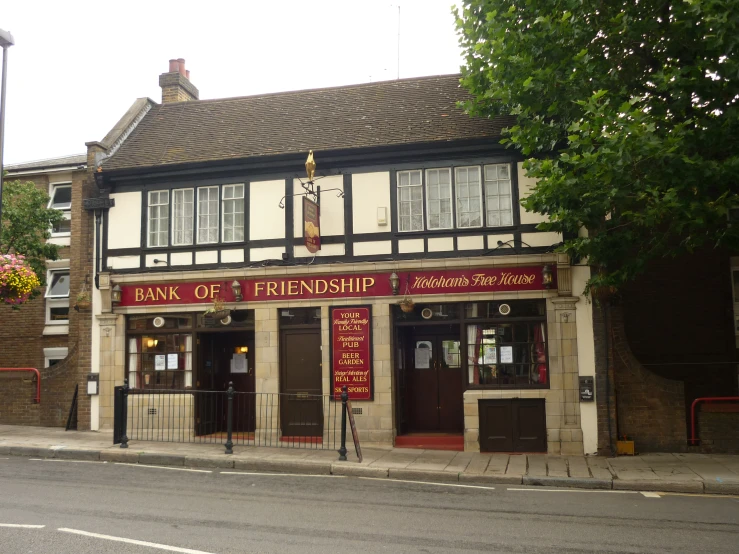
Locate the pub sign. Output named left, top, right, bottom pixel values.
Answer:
left=329, top=305, right=373, bottom=401
left=303, top=196, right=321, bottom=253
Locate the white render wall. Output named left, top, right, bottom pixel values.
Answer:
left=250, top=180, right=285, bottom=240
left=352, top=172, right=391, bottom=235
left=108, top=191, right=142, bottom=249
left=572, top=264, right=598, bottom=454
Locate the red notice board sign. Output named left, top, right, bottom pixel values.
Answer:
left=330, top=305, right=373, bottom=401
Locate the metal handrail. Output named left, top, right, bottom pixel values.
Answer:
left=0, top=368, right=40, bottom=403
left=689, top=396, right=739, bottom=445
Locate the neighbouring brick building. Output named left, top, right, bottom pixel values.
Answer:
left=86, top=59, right=600, bottom=455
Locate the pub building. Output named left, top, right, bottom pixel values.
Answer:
left=88, top=62, right=597, bottom=455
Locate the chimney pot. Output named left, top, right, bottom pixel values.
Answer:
left=177, top=58, right=187, bottom=77
left=169, top=59, right=179, bottom=73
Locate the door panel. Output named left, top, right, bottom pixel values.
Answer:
left=280, top=329, right=323, bottom=437
left=409, top=337, right=439, bottom=431
left=479, top=400, right=513, bottom=452
left=513, top=400, right=547, bottom=452
left=438, top=337, right=463, bottom=432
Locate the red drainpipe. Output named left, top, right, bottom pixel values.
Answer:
left=0, top=368, right=40, bottom=403
left=689, top=397, right=739, bottom=445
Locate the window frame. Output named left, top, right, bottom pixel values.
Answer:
left=48, top=182, right=72, bottom=237
left=171, top=188, right=194, bottom=246
left=425, top=168, right=453, bottom=231
left=395, top=162, right=517, bottom=233
left=221, top=183, right=245, bottom=243
left=147, top=190, right=170, bottom=248
left=197, top=186, right=220, bottom=245
left=45, top=268, right=70, bottom=325
left=397, top=170, right=424, bottom=232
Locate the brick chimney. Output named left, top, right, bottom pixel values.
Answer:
left=159, top=58, right=199, bottom=104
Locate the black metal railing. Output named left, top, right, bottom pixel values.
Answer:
left=114, top=381, right=360, bottom=460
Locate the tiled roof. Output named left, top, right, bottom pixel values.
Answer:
left=102, top=74, right=512, bottom=171
left=5, top=154, right=87, bottom=172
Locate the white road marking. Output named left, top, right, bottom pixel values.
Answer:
left=115, top=463, right=212, bottom=473
left=359, top=477, right=495, bottom=490
left=507, top=488, right=637, bottom=494
left=58, top=528, right=214, bottom=553
left=221, top=471, right=343, bottom=478
left=641, top=492, right=662, bottom=498
left=0, top=524, right=45, bottom=528
left=29, top=458, right=106, bottom=464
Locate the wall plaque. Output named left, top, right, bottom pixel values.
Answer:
left=579, top=376, right=595, bottom=402
left=330, top=305, right=373, bottom=401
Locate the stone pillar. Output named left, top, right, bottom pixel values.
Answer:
left=96, top=313, right=125, bottom=429
left=254, top=307, right=279, bottom=443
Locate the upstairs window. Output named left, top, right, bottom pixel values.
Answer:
left=45, top=269, right=70, bottom=324
left=197, top=186, right=219, bottom=244
left=222, top=184, right=245, bottom=243
left=49, top=184, right=72, bottom=235
left=397, top=163, right=515, bottom=232
left=172, top=189, right=194, bottom=246
left=148, top=191, right=169, bottom=247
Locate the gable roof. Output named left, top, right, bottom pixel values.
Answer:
left=5, top=154, right=87, bottom=173
left=102, top=74, right=512, bottom=172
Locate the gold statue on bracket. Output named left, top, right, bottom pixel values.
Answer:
left=305, top=150, right=316, bottom=182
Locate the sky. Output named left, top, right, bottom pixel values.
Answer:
left=1, top=0, right=465, bottom=165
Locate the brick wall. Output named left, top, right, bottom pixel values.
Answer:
left=697, top=407, right=739, bottom=453
left=0, top=372, right=41, bottom=425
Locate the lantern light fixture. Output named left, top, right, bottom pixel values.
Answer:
left=389, top=272, right=400, bottom=295
left=542, top=264, right=553, bottom=289
left=232, top=280, right=243, bottom=302
left=111, top=283, right=122, bottom=305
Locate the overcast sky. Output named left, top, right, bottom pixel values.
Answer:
left=1, top=0, right=464, bottom=165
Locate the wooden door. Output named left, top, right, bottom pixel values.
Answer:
left=407, top=332, right=464, bottom=433
left=479, top=399, right=547, bottom=452
left=512, top=399, right=547, bottom=452
left=280, top=329, right=323, bottom=437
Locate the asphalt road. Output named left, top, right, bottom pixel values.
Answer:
left=0, top=456, right=738, bottom=553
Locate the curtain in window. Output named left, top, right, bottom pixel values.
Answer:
left=128, top=337, right=141, bottom=388
left=184, top=335, right=193, bottom=388
left=467, top=324, right=483, bottom=385
left=534, top=323, right=547, bottom=384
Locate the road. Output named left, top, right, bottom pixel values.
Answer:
left=0, top=455, right=738, bottom=553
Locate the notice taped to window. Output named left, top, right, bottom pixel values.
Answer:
left=330, top=305, right=373, bottom=401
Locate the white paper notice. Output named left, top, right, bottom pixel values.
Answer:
left=483, top=346, right=497, bottom=365
left=167, top=353, right=178, bottom=370
left=154, top=355, right=166, bottom=371
left=500, top=346, right=514, bottom=364
left=415, top=348, right=431, bottom=369
left=231, top=353, right=248, bottom=374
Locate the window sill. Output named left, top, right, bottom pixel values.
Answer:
left=395, top=226, right=517, bottom=238
left=465, top=384, right=550, bottom=391
left=48, top=236, right=71, bottom=247
left=43, top=325, right=69, bottom=336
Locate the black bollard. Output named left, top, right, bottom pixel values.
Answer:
left=120, top=378, right=129, bottom=449
left=338, top=385, right=348, bottom=461
left=225, top=381, right=234, bottom=454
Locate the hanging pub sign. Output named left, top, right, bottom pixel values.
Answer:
left=303, top=196, right=320, bottom=253
left=118, top=265, right=556, bottom=306
left=329, top=305, right=373, bottom=401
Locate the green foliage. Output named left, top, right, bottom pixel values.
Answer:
left=455, top=0, right=739, bottom=292
left=0, top=179, right=64, bottom=295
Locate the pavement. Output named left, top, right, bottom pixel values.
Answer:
left=1, top=424, right=739, bottom=496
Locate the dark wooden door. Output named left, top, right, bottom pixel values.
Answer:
left=479, top=399, right=547, bottom=452
left=407, top=331, right=463, bottom=433
left=280, top=329, right=323, bottom=437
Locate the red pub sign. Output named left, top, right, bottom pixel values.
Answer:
left=118, top=265, right=555, bottom=306
left=303, top=197, right=321, bottom=253
left=330, top=305, right=373, bottom=401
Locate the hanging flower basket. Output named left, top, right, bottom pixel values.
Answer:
left=204, top=296, right=230, bottom=321
left=210, top=309, right=231, bottom=321
left=399, top=299, right=415, bottom=313
left=0, top=254, right=40, bottom=305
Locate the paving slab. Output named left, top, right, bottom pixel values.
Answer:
left=567, top=456, right=590, bottom=478
left=464, top=453, right=491, bottom=475
left=586, top=457, right=613, bottom=480
left=442, top=452, right=474, bottom=474
left=484, top=454, right=509, bottom=475
left=546, top=456, right=568, bottom=478
left=506, top=455, right=527, bottom=476
left=527, top=456, right=547, bottom=476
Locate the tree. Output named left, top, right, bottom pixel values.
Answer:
left=0, top=179, right=64, bottom=298
left=455, top=0, right=739, bottom=292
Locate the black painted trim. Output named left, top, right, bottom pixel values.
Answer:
left=284, top=179, right=294, bottom=260
left=343, top=174, right=353, bottom=258
left=389, top=170, right=399, bottom=255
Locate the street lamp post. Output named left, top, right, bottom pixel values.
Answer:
left=0, top=28, right=15, bottom=229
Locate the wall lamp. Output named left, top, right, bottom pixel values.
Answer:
left=389, top=272, right=400, bottom=295
left=111, top=283, right=122, bottom=305
left=232, top=280, right=243, bottom=302
left=542, top=265, right=553, bottom=289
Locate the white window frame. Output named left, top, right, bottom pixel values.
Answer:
left=454, top=166, right=483, bottom=229
left=44, top=347, right=69, bottom=368
left=48, top=182, right=72, bottom=237
left=484, top=163, right=515, bottom=228
left=397, top=170, right=424, bottom=232
left=171, top=188, right=194, bottom=246
left=147, top=190, right=170, bottom=247
left=197, top=186, right=220, bottom=244
left=45, top=268, right=70, bottom=325
left=221, top=184, right=245, bottom=243
left=425, top=168, right=453, bottom=230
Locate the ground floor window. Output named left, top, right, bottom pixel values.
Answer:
left=127, top=315, right=193, bottom=389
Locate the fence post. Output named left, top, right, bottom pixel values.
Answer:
left=338, top=385, right=348, bottom=461
left=225, top=381, right=234, bottom=454
left=120, top=378, right=129, bottom=449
